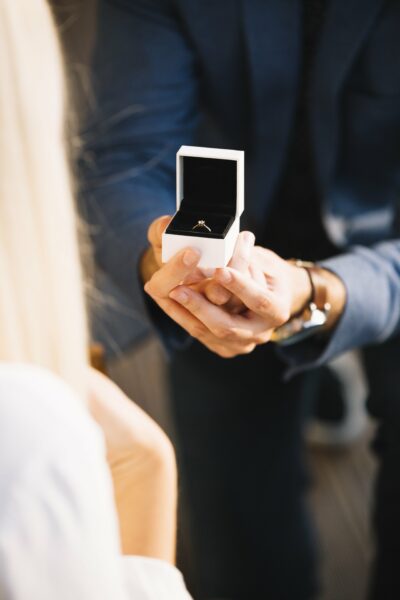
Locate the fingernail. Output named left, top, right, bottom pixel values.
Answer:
left=183, top=249, right=200, bottom=267
left=218, top=269, right=232, bottom=283
left=160, top=215, right=172, bottom=230
left=170, top=289, right=189, bottom=304
left=243, top=231, right=255, bottom=245
left=201, top=267, right=216, bottom=278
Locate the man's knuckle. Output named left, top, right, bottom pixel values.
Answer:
left=255, top=295, right=271, bottom=313
left=274, top=306, right=290, bottom=326
left=185, top=297, right=199, bottom=312
left=145, top=281, right=156, bottom=297
left=191, top=323, right=207, bottom=338
left=235, top=279, right=247, bottom=295
left=253, top=333, right=271, bottom=345
left=241, top=343, right=256, bottom=355
left=214, top=325, right=232, bottom=339
left=217, top=346, right=236, bottom=358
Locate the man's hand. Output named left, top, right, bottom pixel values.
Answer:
left=140, top=215, right=255, bottom=304
left=165, top=246, right=297, bottom=357
left=142, top=216, right=346, bottom=359
left=145, top=236, right=291, bottom=358
left=143, top=216, right=264, bottom=356
left=143, top=216, right=216, bottom=341
left=166, top=246, right=346, bottom=358
left=140, top=214, right=224, bottom=287
left=140, top=215, right=173, bottom=284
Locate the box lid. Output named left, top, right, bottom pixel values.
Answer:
left=176, top=145, right=244, bottom=218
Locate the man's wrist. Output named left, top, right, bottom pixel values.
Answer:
left=289, top=263, right=313, bottom=316
left=319, top=267, right=346, bottom=331
left=288, top=261, right=346, bottom=331
left=272, top=260, right=347, bottom=346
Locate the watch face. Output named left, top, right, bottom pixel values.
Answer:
left=271, top=303, right=329, bottom=346
left=303, top=305, right=327, bottom=330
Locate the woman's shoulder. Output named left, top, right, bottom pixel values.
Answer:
left=121, top=556, right=193, bottom=600
left=0, top=362, right=80, bottom=407
left=0, top=362, right=97, bottom=446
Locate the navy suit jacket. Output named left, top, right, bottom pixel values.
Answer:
left=80, top=0, right=400, bottom=369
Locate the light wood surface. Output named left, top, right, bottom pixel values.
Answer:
left=308, top=427, right=376, bottom=600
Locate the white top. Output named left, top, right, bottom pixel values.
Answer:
left=0, top=363, right=192, bottom=600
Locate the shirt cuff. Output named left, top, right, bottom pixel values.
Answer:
left=278, top=249, right=389, bottom=377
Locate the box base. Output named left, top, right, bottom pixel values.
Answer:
left=162, top=219, right=240, bottom=269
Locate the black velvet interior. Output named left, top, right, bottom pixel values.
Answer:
left=166, top=211, right=234, bottom=238
left=182, top=157, right=237, bottom=214
left=167, top=156, right=237, bottom=238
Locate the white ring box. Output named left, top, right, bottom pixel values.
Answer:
left=162, top=145, right=244, bottom=269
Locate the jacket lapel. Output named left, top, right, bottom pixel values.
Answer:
left=312, top=0, right=386, bottom=189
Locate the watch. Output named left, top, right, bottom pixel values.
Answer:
left=271, top=260, right=331, bottom=346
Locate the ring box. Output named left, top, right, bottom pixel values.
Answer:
left=162, top=145, right=244, bottom=269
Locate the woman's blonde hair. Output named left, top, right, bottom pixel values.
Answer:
left=0, top=0, right=89, bottom=397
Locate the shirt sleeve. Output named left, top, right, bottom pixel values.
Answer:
left=278, top=239, right=400, bottom=376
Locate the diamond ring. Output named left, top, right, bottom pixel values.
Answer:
left=192, top=219, right=211, bottom=232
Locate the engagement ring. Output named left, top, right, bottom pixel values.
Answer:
left=192, top=219, right=211, bottom=232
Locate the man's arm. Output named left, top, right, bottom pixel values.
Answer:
left=295, top=240, right=400, bottom=367
left=279, top=239, right=400, bottom=373
left=157, top=238, right=400, bottom=367
left=79, top=0, right=198, bottom=349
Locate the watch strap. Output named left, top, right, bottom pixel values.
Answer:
left=271, top=260, right=331, bottom=345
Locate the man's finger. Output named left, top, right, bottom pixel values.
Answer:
left=144, top=247, right=201, bottom=298
left=229, top=231, right=255, bottom=273
left=169, top=285, right=262, bottom=340
left=215, top=267, right=289, bottom=324
left=147, top=215, right=172, bottom=250
left=203, top=282, right=232, bottom=305
left=182, top=268, right=207, bottom=285
left=157, top=297, right=258, bottom=356
left=183, top=278, right=231, bottom=305
left=156, top=297, right=209, bottom=340
left=249, top=263, right=267, bottom=288
left=146, top=215, right=173, bottom=267
left=208, top=230, right=255, bottom=309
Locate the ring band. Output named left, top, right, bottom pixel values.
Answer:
left=192, top=219, right=211, bottom=232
